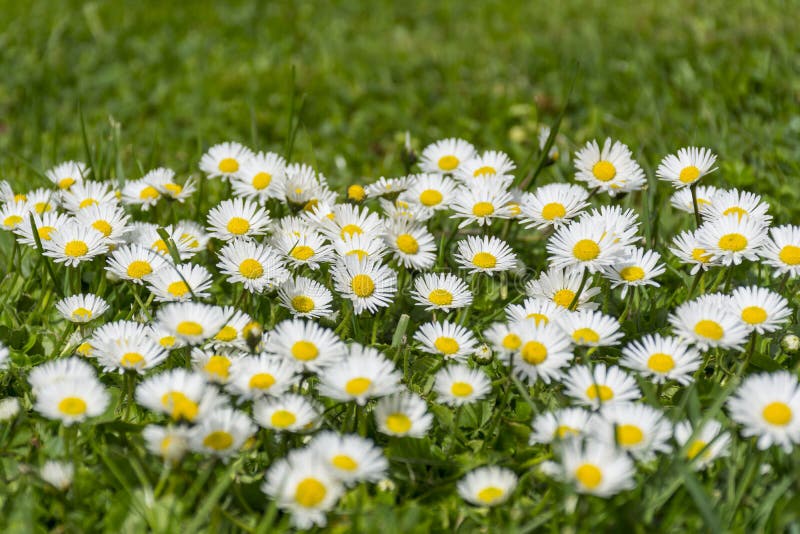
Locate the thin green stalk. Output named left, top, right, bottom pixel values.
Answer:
left=568, top=269, right=590, bottom=311
left=690, top=182, right=702, bottom=229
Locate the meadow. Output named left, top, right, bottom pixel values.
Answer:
left=1, top=0, right=800, bottom=532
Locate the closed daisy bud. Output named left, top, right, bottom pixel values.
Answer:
left=308, top=432, right=389, bottom=485
left=656, top=146, right=717, bottom=188
left=0, top=397, right=21, bottom=422
left=189, top=407, right=256, bottom=458
left=674, top=420, right=730, bottom=470
left=414, top=320, right=478, bottom=363
left=563, top=364, right=641, bottom=408
left=433, top=364, right=491, bottom=406
left=46, top=160, right=88, bottom=191
left=473, top=343, right=493, bottom=363
left=457, top=466, right=518, bottom=507
left=40, top=461, right=75, bottom=491
left=419, top=138, right=476, bottom=175
left=781, top=334, right=800, bottom=354
left=530, top=408, right=593, bottom=445
left=253, top=393, right=320, bottom=433
left=199, top=141, right=254, bottom=179
left=374, top=392, right=432, bottom=438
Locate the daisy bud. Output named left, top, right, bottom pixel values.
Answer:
left=347, top=184, right=366, bottom=203
left=0, top=397, right=21, bottom=422
left=781, top=334, right=800, bottom=355
left=40, top=461, right=74, bottom=491
left=243, top=322, right=263, bottom=353
left=377, top=478, right=396, bottom=492
left=474, top=344, right=493, bottom=364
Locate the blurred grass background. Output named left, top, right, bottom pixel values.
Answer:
left=1, top=0, right=799, bottom=212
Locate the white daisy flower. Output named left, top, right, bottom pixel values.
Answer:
left=455, top=150, right=516, bottom=183
left=504, top=322, right=573, bottom=384
left=414, top=320, right=478, bottom=363
left=217, top=239, right=290, bottom=292
left=132, top=223, right=198, bottom=261
left=106, top=244, right=169, bottom=284
left=546, top=219, right=625, bottom=274
left=696, top=214, right=769, bottom=266
left=504, top=298, right=566, bottom=326
left=557, top=309, right=623, bottom=347
left=136, top=368, right=224, bottom=422
left=121, top=177, right=163, bottom=210
left=574, top=138, right=646, bottom=195
left=191, top=348, right=245, bottom=385
left=450, top=179, right=513, bottom=228
left=55, top=293, right=109, bottom=323
left=145, top=167, right=196, bottom=203
left=579, top=205, right=641, bottom=247
left=46, top=161, right=89, bottom=190
left=701, top=188, right=771, bottom=224
left=13, top=211, right=71, bottom=249
left=206, top=198, right=271, bottom=241
left=669, top=229, right=720, bottom=274
left=374, top=392, right=433, bottom=438
left=728, top=285, right=791, bottom=334
left=602, top=246, right=666, bottom=297
left=331, top=256, right=397, bottom=314
left=548, top=438, right=636, bottom=497
left=60, top=180, right=118, bottom=212
left=410, top=272, right=473, bottom=312
left=199, top=141, right=254, bottom=179
left=175, top=220, right=210, bottom=252
left=317, top=204, right=385, bottom=242
left=668, top=299, right=749, bottom=351
left=364, top=176, right=413, bottom=198
left=525, top=266, right=601, bottom=310
left=674, top=420, right=730, bottom=470
left=761, top=225, right=800, bottom=277
left=231, top=151, right=286, bottom=201
left=419, top=138, right=476, bottom=174
left=563, top=364, right=641, bottom=408
left=43, top=221, right=108, bottom=267
left=331, top=232, right=387, bottom=262
left=226, top=355, right=300, bottom=400
left=520, top=183, right=590, bottom=229
left=400, top=173, right=458, bottom=212
left=727, top=371, right=800, bottom=452
left=143, top=424, right=192, bottom=463
left=670, top=185, right=719, bottom=214
left=454, top=235, right=517, bottom=275
left=253, top=393, right=320, bottom=433
left=317, top=344, right=402, bottom=405
left=282, top=163, right=328, bottom=206
left=156, top=302, right=226, bottom=346
left=384, top=220, right=437, bottom=269
left=0, top=397, right=20, bottom=422
left=25, top=188, right=60, bottom=215
left=40, top=461, right=75, bottom=491
left=277, top=277, right=334, bottom=319
left=656, top=146, right=717, bottom=188
left=273, top=232, right=335, bottom=270
left=269, top=318, right=347, bottom=372
left=308, top=432, right=389, bottom=485
left=379, top=197, right=432, bottom=224
left=589, top=403, right=672, bottom=460
left=74, top=202, right=130, bottom=244
left=0, top=200, right=32, bottom=231
left=433, top=364, right=491, bottom=406
left=483, top=321, right=524, bottom=356
left=147, top=263, right=213, bottom=302
left=262, top=448, right=344, bottom=530
left=28, top=357, right=96, bottom=393
left=530, top=408, right=594, bottom=445
left=189, top=407, right=256, bottom=458
left=209, top=308, right=258, bottom=350
left=32, top=374, right=109, bottom=426
left=457, top=466, right=518, bottom=507
left=93, top=322, right=169, bottom=373
left=620, top=334, right=702, bottom=385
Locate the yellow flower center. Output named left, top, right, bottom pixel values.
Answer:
left=686, top=440, right=708, bottom=460
left=556, top=425, right=579, bottom=439
left=473, top=166, right=497, bottom=177
left=575, top=463, right=603, bottom=489
left=79, top=198, right=97, bottom=209
left=541, top=202, right=566, bottom=220
left=294, top=478, right=327, bottom=508
left=679, top=165, right=701, bottom=184
left=3, top=215, right=22, bottom=227
left=351, top=274, right=375, bottom=297
left=762, top=401, right=792, bottom=426
left=91, top=220, right=112, bottom=237
left=271, top=410, right=297, bottom=428
left=38, top=226, right=55, bottom=240
left=476, top=486, right=504, bottom=504
left=291, top=295, right=315, bottom=313
left=647, top=353, right=675, bottom=373
left=691, top=248, right=712, bottom=263
left=332, top=454, right=358, bottom=471
left=218, top=158, right=239, bottom=173
left=450, top=381, right=474, bottom=397
left=572, top=239, right=600, bottom=261
left=620, top=266, right=645, bottom=282
left=239, top=258, right=264, bottom=279
left=386, top=413, right=412, bottom=434
left=249, top=373, right=276, bottom=390
left=120, top=352, right=145, bottom=368
left=163, top=183, right=183, bottom=196
left=291, top=340, right=319, bottom=361
left=126, top=260, right=153, bottom=279
left=694, top=319, right=723, bottom=340
left=58, top=396, right=87, bottom=416
left=289, top=245, right=314, bottom=261
left=718, top=233, right=747, bottom=252
left=553, top=289, right=576, bottom=308
left=572, top=328, right=600, bottom=344
left=741, top=306, right=767, bottom=325
left=64, top=240, right=89, bottom=258
left=419, top=189, right=443, bottom=206
left=723, top=206, right=748, bottom=220
left=35, top=202, right=52, bottom=214
left=340, top=224, right=362, bottom=239
left=71, top=307, right=93, bottom=321
left=252, top=172, right=272, bottom=190
left=616, top=424, right=644, bottom=446
left=227, top=217, right=250, bottom=235
left=396, top=234, right=419, bottom=254
left=520, top=341, right=547, bottom=364
left=428, top=289, right=453, bottom=306
left=592, top=161, right=616, bottom=182
left=345, top=377, right=372, bottom=396
left=202, top=431, right=233, bottom=451
left=152, top=239, right=169, bottom=254
left=472, top=202, right=495, bottom=217
left=527, top=313, right=549, bottom=325
left=167, top=281, right=189, bottom=297
left=434, top=336, right=459, bottom=355
left=76, top=342, right=93, bottom=356
left=438, top=155, right=459, bottom=171
left=472, top=252, right=497, bottom=269
left=778, top=245, right=800, bottom=265
left=159, top=336, right=176, bottom=348
left=176, top=321, right=203, bottom=336
left=58, top=177, right=76, bottom=189
left=140, top=186, right=160, bottom=201
left=502, top=333, right=521, bottom=350
left=214, top=325, right=238, bottom=342
left=347, top=184, right=365, bottom=201
left=204, top=355, right=231, bottom=379
left=585, top=384, right=613, bottom=402
left=346, top=249, right=369, bottom=261
left=161, top=391, right=199, bottom=421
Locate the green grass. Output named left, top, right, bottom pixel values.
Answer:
left=1, top=0, right=800, bottom=532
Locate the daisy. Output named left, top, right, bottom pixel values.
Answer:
left=530, top=408, right=594, bottom=445
left=457, top=467, right=518, bottom=507
left=209, top=307, right=254, bottom=349
left=253, top=393, right=320, bottom=433
left=546, top=219, right=625, bottom=274
left=175, top=220, right=211, bottom=252
left=504, top=322, right=574, bottom=384
left=449, top=179, right=513, bottom=228
left=147, top=263, right=213, bottom=302
left=670, top=229, right=720, bottom=274
left=410, top=272, right=473, bottom=312
left=563, top=364, right=641, bottom=408
left=46, top=160, right=89, bottom=190
left=226, top=355, right=300, bottom=399
left=400, top=173, right=458, bottom=212
left=40, top=461, right=75, bottom=491
left=43, top=221, right=108, bottom=267
left=538, top=125, right=562, bottom=162
left=557, top=310, right=623, bottom=347
left=199, top=141, right=254, bottom=179
left=191, top=348, right=245, bottom=385
left=573, top=138, right=646, bottom=195
left=670, top=185, right=719, bottom=214
left=728, top=286, right=791, bottom=334
left=121, top=177, right=162, bottom=210
left=91, top=320, right=168, bottom=372
left=331, top=256, right=397, bottom=314
left=74, top=202, right=130, bottom=244
left=132, top=223, right=198, bottom=261
left=589, top=403, right=672, bottom=460
left=674, top=420, right=730, bottom=470
left=483, top=321, right=524, bottom=356
left=761, top=225, right=800, bottom=277
left=384, top=220, right=437, bottom=269
left=414, top=320, right=478, bottom=363
left=273, top=232, right=335, bottom=270
left=620, top=334, right=702, bottom=385
left=148, top=322, right=185, bottom=352
left=317, top=344, right=402, bottom=405
left=55, top=294, right=109, bottom=323
left=525, top=266, right=601, bottom=310
left=668, top=299, right=749, bottom=351
left=262, top=448, right=345, bottom=529
left=696, top=214, right=768, bottom=266
left=60, top=181, right=118, bottom=212
left=0, top=342, right=9, bottom=370
left=106, top=244, right=169, bottom=284
left=374, top=392, right=433, bottom=438
left=433, top=364, right=491, bottom=406
left=135, top=368, right=224, bottom=422
left=332, top=232, right=387, bottom=262
left=579, top=205, right=641, bottom=248
left=548, top=439, right=636, bottom=497
left=25, top=188, right=60, bottom=215
left=156, top=302, right=226, bottom=345
left=364, top=176, right=412, bottom=198
left=308, top=432, right=389, bottom=485
left=0, top=200, right=31, bottom=231
left=206, top=198, right=271, bottom=241
left=701, top=188, right=771, bottom=224
left=520, top=183, right=590, bottom=229
left=347, top=184, right=366, bottom=202
left=13, top=211, right=70, bottom=248
left=149, top=168, right=197, bottom=203
left=379, top=197, right=432, bottom=224
left=268, top=318, right=347, bottom=372
left=217, top=239, right=290, bottom=292
left=727, top=371, right=800, bottom=452
left=189, top=407, right=256, bottom=458
left=454, top=235, right=517, bottom=275
left=282, top=163, right=329, bottom=206
left=419, top=138, right=476, bottom=174
left=28, top=357, right=96, bottom=393
left=231, top=151, right=286, bottom=201
left=277, top=277, right=334, bottom=319
left=455, top=150, right=516, bottom=183
left=0, top=398, right=20, bottom=422
left=602, top=246, right=666, bottom=297
left=32, top=375, right=109, bottom=426
left=317, top=204, right=384, bottom=242
left=657, top=147, right=717, bottom=188
left=504, top=298, right=566, bottom=326
left=143, top=424, right=192, bottom=463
